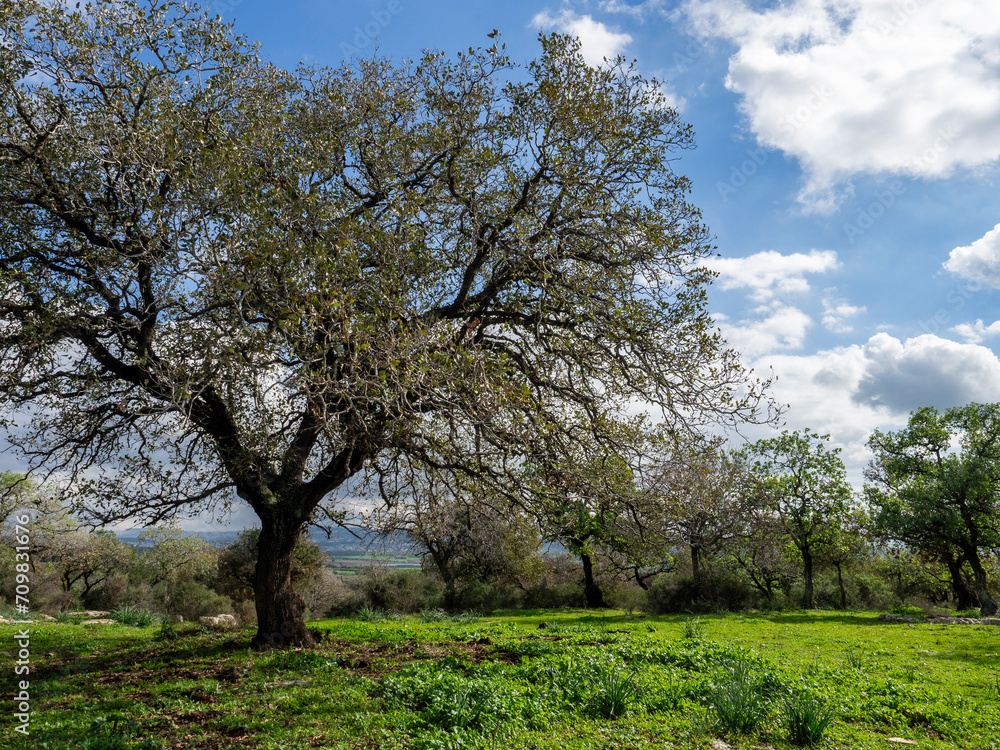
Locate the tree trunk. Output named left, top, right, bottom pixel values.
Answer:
left=581, top=552, right=606, bottom=609
left=834, top=562, right=846, bottom=610
left=944, top=551, right=977, bottom=611
left=690, top=545, right=702, bottom=581
left=964, top=547, right=998, bottom=616
left=801, top=548, right=814, bottom=609
left=251, top=520, right=313, bottom=649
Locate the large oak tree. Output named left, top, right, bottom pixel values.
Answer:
left=0, top=0, right=769, bottom=647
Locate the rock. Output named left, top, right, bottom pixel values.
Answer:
left=199, top=614, right=238, bottom=630
left=877, top=614, right=921, bottom=623
left=887, top=739, right=918, bottom=746
left=171, top=615, right=184, bottom=624
left=264, top=680, right=311, bottom=688
left=67, top=610, right=109, bottom=618
left=80, top=619, right=117, bottom=625
left=710, top=740, right=732, bottom=750
left=37, top=614, right=56, bottom=621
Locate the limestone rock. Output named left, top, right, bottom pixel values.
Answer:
left=199, top=614, right=238, bottom=630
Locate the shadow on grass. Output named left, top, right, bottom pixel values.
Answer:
left=755, top=612, right=886, bottom=627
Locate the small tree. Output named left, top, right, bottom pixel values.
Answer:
left=373, top=472, right=542, bottom=604
left=867, top=404, right=1000, bottom=615
left=741, top=430, right=852, bottom=609
left=650, top=444, right=749, bottom=590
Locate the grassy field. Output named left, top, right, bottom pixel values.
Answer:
left=2, top=609, right=999, bottom=749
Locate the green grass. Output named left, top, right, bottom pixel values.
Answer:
left=2, top=609, right=999, bottom=749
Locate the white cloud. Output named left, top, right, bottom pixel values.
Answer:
left=821, top=290, right=866, bottom=334
left=943, top=222, right=1000, bottom=289
left=952, top=319, right=1000, bottom=344
left=704, top=249, right=839, bottom=303
left=599, top=0, right=664, bottom=19
left=853, top=333, right=1000, bottom=413
left=532, top=9, right=633, bottom=66
left=716, top=304, right=812, bottom=357
left=738, top=332, right=1000, bottom=485
left=682, top=0, right=1000, bottom=211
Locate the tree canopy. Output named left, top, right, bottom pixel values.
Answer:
left=0, top=0, right=769, bottom=646
left=740, top=430, right=852, bottom=609
left=866, top=404, right=1000, bottom=615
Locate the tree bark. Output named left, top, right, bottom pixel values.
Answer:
left=251, top=520, right=314, bottom=649
left=943, top=551, right=977, bottom=611
left=580, top=552, right=607, bottom=609
left=690, top=545, right=703, bottom=581
left=964, top=547, right=998, bottom=616
left=801, top=547, right=814, bottom=609
left=834, top=562, right=846, bottom=610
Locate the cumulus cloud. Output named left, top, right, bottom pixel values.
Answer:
left=853, top=333, right=1000, bottom=413
left=952, top=319, right=1000, bottom=344
left=716, top=305, right=812, bottom=357
left=703, top=249, right=839, bottom=303
left=737, top=332, right=1000, bottom=484
left=943, top=222, right=1000, bottom=289
left=821, top=290, right=866, bottom=334
left=682, top=0, right=1000, bottom=211
left=532, top=9, right=633, bottom=66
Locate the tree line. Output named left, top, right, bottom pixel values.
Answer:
left=3, top=402, right=997, bottom=619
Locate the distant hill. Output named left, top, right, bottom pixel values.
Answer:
left=113, top=526, right=414, bottom=556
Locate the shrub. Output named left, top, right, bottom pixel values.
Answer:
left=445, top=580, right=508, bottom=613
left=812, top=571, right=896, bottom=611
left=647, top=569, right=759, bottom=614
left=168, top=579, right=233, bottom=622
left=357, top=567, right=442, bottom=614
left=520, top=580, right=585, bottom=609
left=607, top=585, right=647, bottom=614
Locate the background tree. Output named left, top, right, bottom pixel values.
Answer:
left=649, top=443, right=749, bottom=593
left=0, top=0, right=768, bottom=646
left=815, top=507, right=870, bottom=610
left=727, top=510, right=797, bottom=603
left=867, top=404, right=1000, bottom=615
left=132, top=525, right=216, bottom=612
left=741, top=430, right=852, bottom=609
left=46, top=529, right=136, bottom=605
left=372, top=471, right=542, bottom=607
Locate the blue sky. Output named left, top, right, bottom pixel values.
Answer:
left=207, top=0, right=1000, bottom=485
